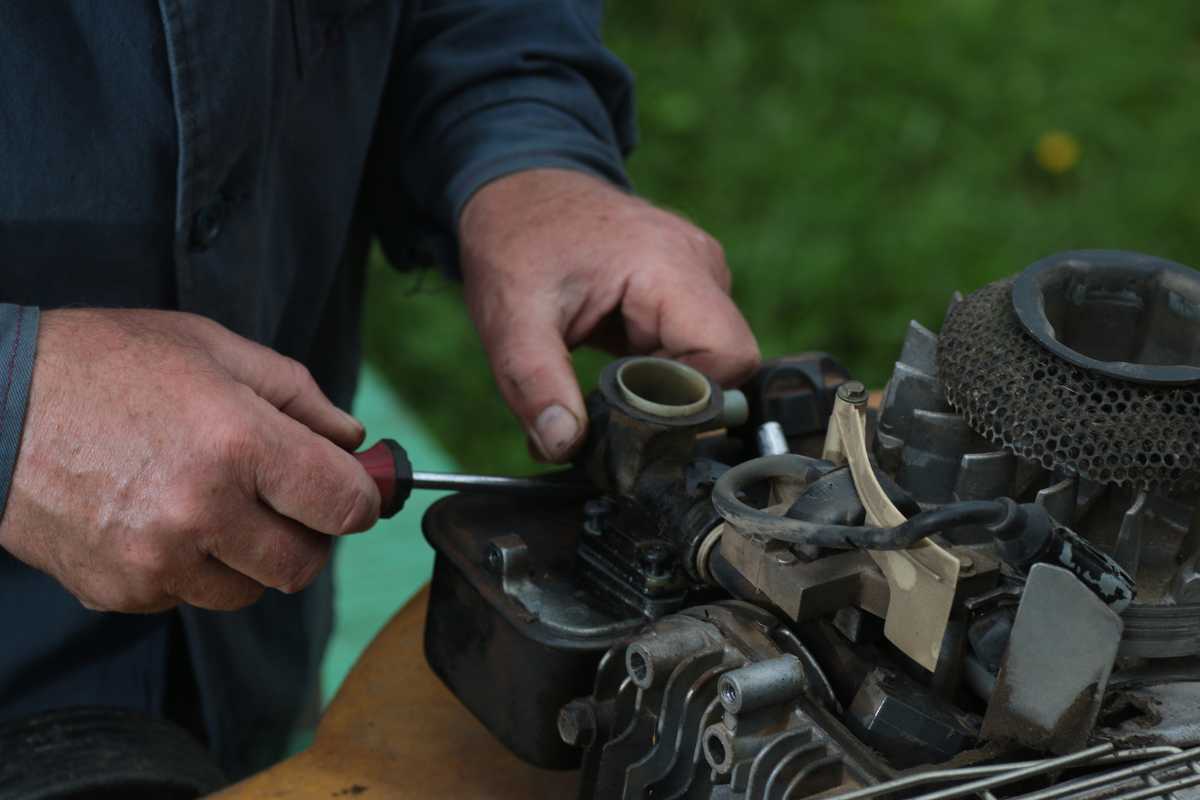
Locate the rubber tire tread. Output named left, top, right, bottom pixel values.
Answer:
left=0, top=706, right=225, bottom=800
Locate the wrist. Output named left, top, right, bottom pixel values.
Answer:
left=459, top=167, right=627, bottom=245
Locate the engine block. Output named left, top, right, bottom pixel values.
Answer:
left=423, top=250, right=1200, bottom=799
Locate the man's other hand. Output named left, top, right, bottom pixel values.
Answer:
left=0, top=310, right=380, bottom=612
left=459, top=168, right=761, bottom=462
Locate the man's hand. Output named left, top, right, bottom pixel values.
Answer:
left=0, top=310, right=380, bottom=612
left=459, top=168, right=761, bottom=462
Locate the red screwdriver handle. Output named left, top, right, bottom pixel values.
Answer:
left=353, top=439, right=413, bottom=518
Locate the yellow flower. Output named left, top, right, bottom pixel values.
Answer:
left=1035, top=130, right=1081, bottom=175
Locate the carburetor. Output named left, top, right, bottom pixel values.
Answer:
left=422, top=250, right=1200, bottom=799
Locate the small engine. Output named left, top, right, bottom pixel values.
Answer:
left=422, top=250, right=1200, bottom=799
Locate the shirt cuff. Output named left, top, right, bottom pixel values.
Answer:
left=437, top=103, right=633, bottom=231
left=0, top=305, right=39, bottom=522
left=398, top=100, right=633, bottom=276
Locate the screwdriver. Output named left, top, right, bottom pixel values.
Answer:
left=353, top=439, right=598, bottom=518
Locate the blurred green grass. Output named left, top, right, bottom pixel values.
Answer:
left=362, top=0, right=1200, bottom=474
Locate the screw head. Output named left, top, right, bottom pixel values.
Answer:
left=837, top=380, right=868, bottom=405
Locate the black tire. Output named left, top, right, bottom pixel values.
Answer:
left=0, top=706, right=225, bottom=800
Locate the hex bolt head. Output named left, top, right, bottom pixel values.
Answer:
left=558, top=700, right=596, bottom=748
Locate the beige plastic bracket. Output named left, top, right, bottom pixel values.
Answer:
left=823, top=395, right=960, bottom=671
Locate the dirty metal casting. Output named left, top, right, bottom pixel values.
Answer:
left=981, top=563, right=1124, bottom=754
left=420, top=251, right=1200, bottom=798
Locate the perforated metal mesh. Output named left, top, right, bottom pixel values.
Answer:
left=937, top=280, right=1200, bottom=493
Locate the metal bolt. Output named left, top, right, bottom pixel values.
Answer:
left=485, top=543, right=503, bottom=575
left=837, top=380, right=868, bottom=405
left=582, top=497, right=613, bottom=537
left=756, top=421, right=790, bottom=456
left=773, top=549, right=798, bottom=566
left=557, top=700, right=596, bottom=748
left=639, top=542, right=673, bottom=579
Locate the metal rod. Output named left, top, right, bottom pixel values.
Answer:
left=1095, top=748, right=1188, bottom=764
left=1007, top=747, right=1200, bottom=800
left=910, top=746, right=1116, bottom=800
left=826, top=761, right=1052, bottom=800
left=828, top=745, right=1113, bottom=800
left=1107, top=772, right=1200, bottom=800
left=411, top=470, right=595, bottom=497
left=1137, top=771, right=1177, bottom=800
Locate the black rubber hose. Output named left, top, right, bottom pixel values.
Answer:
left=711, top=454, right=1008, bottom=550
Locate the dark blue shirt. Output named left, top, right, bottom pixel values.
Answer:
left=0, top=0, right=634, bottom=778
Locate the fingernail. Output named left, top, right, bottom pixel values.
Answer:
left=532, top=404, right=580, bottom=461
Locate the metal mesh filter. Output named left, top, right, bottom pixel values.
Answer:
left=937, top=280, right=1200, bottom=493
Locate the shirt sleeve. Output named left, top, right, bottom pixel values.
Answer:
left=0, top=304, right=38, bottom=522
left=374, top=0, right=638, bottom=273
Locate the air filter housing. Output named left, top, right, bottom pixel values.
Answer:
left=938, top=250, right=1200, bottom=494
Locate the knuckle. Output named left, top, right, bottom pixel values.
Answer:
left=277, top=356, right=319, bottom=399
left=159, top=488, right=217, bottom=542
left=297, top=441, right=379, bottom=535
left=227, top=381, right=265, bottom=412
left=713, top=262, right=733, bottom=292
left=175, top=311, right=224, bottom=341
left=234, top=584, right=266, bottom=609
left=177, top=310, right=210, bottom=328
left=211, top=412, right=260, bottom=472
left=495, top=357, right=547, bottom=402
left=277, top=540, right=331, bottom=594
left=73, top=583, right=113, bottom=612
left=699, top=231, right=725, bottom=260
left=125, top=540, right=174, bottom=585
left=284, top=356, right=316, bottom=387
left=208, top=583, right=264, bottom=611
left=731, top=341, right=763, bottom=381
left=333, top=483, right=378, bottom=535
left=697, top=236, right=731, bottom=285
left=87, top=575, right=172, bottom=613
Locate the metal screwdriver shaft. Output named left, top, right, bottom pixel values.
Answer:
left=410, top=471, right=593, bottom=496
left=354, top=439, right=595, bottom=518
